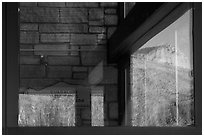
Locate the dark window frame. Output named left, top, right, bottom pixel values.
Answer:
left=3, top=2, right=201, bottom=135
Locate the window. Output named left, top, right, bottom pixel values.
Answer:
left=130, top=10, right=194, bottom=127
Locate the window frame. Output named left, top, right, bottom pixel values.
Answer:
left=3, top=2, right=202, bottom=135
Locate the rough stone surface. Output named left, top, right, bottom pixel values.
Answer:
left=89, top=27, right=106, bottom=33
left=60, top=8, right=88, bottom=23
left=66, top=2, right=98, bottom=7
left=39, top=24, right=88, bottom=33
left=20, top=24, right=38, bottom=31
left=20, top=7, right=59, bottom=22
left=70, top=34, right=97, bottom=45
left=48, top=56, right=80, bottom=65
left=34, top=44, right=69, bottom=56
left=40, top=34, right=70, bottom=43
left=20, top=55, right=40, bottom=64
left=72, top=66, right=88, bottom=72
left=20, top=2, right=37, bottom=7
left=38, top=2, right=66, bottom=7
left=73, top=72, right=87, bottom=79
left=47, top=66, right=72, bottom=78
left=105, top=8, right=117, bottom=14
left=100, top=2, right=118, bottom=7
left=89, top=8, right=104, bottom=20
left=20, top=32, right=39, bottom=44
left=105, top=15, right=118, bottom=25
left=20, top=65, right=45, bottom=78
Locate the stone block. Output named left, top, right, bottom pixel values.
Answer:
left=89, top=20, right=104, bottom=26
left=20, top=32, right=39, bottom=44
left=60, top=8, right=88, bottom=23
left=34, top=44, right=69, bottom=56
left=20, top=7, right=59, bottom=22
left=40, top=34, right=70, bottom=43
left=109, top=102, right=118, bottom=119
left=105, top=15, right=118, bottom=25
left=73, top=72, right=88, bottom=79
left=107, top=27, right=117, bottom=39
left=20, top=79, right=59, bottom=90
left=70, top=45, right=79, bottom=56
left=105, top=85, right=118, bottom=101
left=20, top=55, right=40, bottom=64
left=20, top=45, right=33, bottom=55
left=20, top=2, right=37, bottom=7
left=48, top=56, right=80, bottom=65
left=100, top=2, right=118, bottom=7
left=66, top=2, right=98, bottom=7
left=89, top=27, right=106, bottom=33
left=81, top=51, right=106, bottom=66
left=72, top=66, right=88, bottom=72
left=20, top=24, right=38, bottom=31
left=89, top=8, right=104, bottom=20
left=70, top=34, right=97, bottom=45
left=105, top=8, right=117, bottom=14
left=39, top=24, right=88, bottom=33
left=38, top=2, right=65, bottom=7
left=20, top=65, right=45, bottom=78
left=47, top=66, right=72, bottom=78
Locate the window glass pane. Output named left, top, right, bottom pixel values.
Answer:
left=91, top=87, right=104, bottom=126
left=130, top=10, right=194, bottom=126
left=18, top=93, right=75, bottom=126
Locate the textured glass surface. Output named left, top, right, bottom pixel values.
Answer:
left=130, top=10, right=194, bottom=127
left=18, top=94, right=75, bottom=126
left=91, top=90, right=104, bottom=126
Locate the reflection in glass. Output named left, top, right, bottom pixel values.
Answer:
left=130, top=10, right=194, bottom=126
left=91, top=87, right=104, bottom=126
left=18, top=93, right=75, bottom=126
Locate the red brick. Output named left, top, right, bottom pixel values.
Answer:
left=107, top=27, right=117, bottom=39
left=60, top=8, right=88, bottom=23
left=66, top=2, right=98, bottom=7
left=20, top=55, right=40, bottom=64
left=70, top=34, right=97, bottom=45
left=89, top=27, right=106, bottom=33
left=105, top=15, right=118, bottom=25
left=89, top=8, right=104, bottom=20
left=109, top=102, right=118, bottom=119
left=39, top=24, right=88, bottom=33
left=20, top=65, right=45, bottom=78
left=47, top=66, right=72, bottom=78
left=20, top=7, right=59, bottom=22
left=20, top=24, right=38, bottom=31
left=20, top=2, right=37, bottom=7
left=100, top=2, right=118, bottom=7
left=34, top=44, right=69, bottom=56
left=40, top=34, right=70, bottom=43
left=38, top=2, right=65, bottom=7
left=20, top=32, right=39, bottom=44
left=48, top=56, right=80, bottom=65
left=73, top=72, right=88, bottom=79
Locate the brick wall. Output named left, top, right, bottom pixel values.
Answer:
left=20, top=2, right=119, bottom=126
